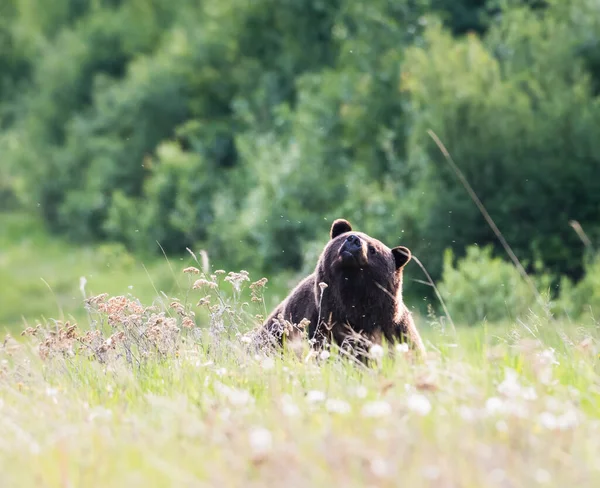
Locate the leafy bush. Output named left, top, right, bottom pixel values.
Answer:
left=401, top=6, right=600, bottom=281
left=555, top=254, right=600, bottom=321
left=438, top=245, right=551, bottom=325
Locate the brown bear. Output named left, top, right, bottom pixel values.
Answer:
left=252, top=218, right=425, bottom=358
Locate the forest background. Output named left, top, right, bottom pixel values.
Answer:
left=2, top=0, right=600, bottom=331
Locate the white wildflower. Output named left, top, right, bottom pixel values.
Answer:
left=219, top=408, right=231, bottom=421
left=556, top=409, right=579, bottom=430
left=281, top=395, right=300, bottom=417
left=407, top=393, right=432, bottom=416
left=497, top=368, right=522, bottom=398
left=539, top=412, right=558, bottom=430
left=355, top=386, right=368, bottom=398
left=458, top=405, right=476, bottom=422
left=535, top=348, right=559, bottom=385
left=228, top=389, right=253, bottom=407
left=370, top=458, right=389, bottom=478
left=485, top=397, right=505, bottom=416
left=535, top=469, right=551, bottom=484
left=319, top=350, right=330, bottom=360
left=45, top=387, right=58, bottom=398
left=395, top=342, right=409, bottom=354
left=369, top=344, right=384, bottom=361
left=326, top=399, right=351, bottom=415
left=538, top=348, right=559, bottom=366
left=540, top=409, right=579, bottom=431
left=214, top=382, right=253, bottom=407
left=88, top=407, right=113, bottom=422
left=306, top=390, right=326, bottom=404
left=361, top=401, right=392, bottom=418
left=249, top=427, right=272, bottom=457
left=261, top=357, right=275, bottom=370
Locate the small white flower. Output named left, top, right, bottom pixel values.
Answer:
left=249, top=427, right=272, bottom=457
left=355, top=386, right=368, bottom=398
left=370, top=458, right=389, bottom=478
left=395, top=343, right=409, bottom=354
left=522, top=387, right=538, bottom=401
left=540, top=409, right=578, bottom=431
left=219, top=408, right=231, bottom=421
left=228, top=389, right=253, bottom=407
left=496, top=420, right=508, bottom=432
left=361, top=401, right=392, bottom=418
left=261, top=357, right=275, bottom=370
left=485, top=397, right=505, bottom=415
left=45, top=387, right=58, bottom=398
left=539, top=412, right=558, bottom=430
left=497, top=368, right=522, bottom=398
left=369, top=344, right=384, bottom=360
left=538, top=348, right=559, bottom=366
left=215, top=367, right=227, bottom=376
left=407, top=393, right=432, bottom=416
left=556, top=409, right=579, bottom=430
left=458, top=405, right=476, bottom=422
left=281, top=395, right=300, bottom=417
left=88, top=407, right=113, bottom=422
left=319, top=350, right=330, bottom=360
left=535, top=469, right=551, bottom=484
left=326, top=399, right=351, bottom=414
left=306, top=390, right=326, bottom=404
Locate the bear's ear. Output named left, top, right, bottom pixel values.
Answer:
left=392, top=246, right=412, bottom=269
left=330, top=219, right=352, bottom=239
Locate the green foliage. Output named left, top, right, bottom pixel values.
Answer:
left=401, top=5, right=600, bottom=281
left=556, top=254, right=600, bottom=321
left=438, top=245, right=551, bottom=325
left=2, top=0, right=600, bottom=316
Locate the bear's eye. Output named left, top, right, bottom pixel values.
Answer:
left=369, top=246, right=376, bottom=255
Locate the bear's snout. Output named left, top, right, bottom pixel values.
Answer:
left=339, top=234, right=367, bottom=266
left=344, top=234, right=362, bottom=252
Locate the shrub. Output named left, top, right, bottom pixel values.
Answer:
left=438, top=245, right=551, bottom=325
left=555, top=254, right=600, bottom=321
left=401, top=5, right=600, bottom=281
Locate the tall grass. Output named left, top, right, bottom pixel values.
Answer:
left=1, top=260, right=599, bottom=487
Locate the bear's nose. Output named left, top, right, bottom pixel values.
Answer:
left=345, top=234, right=362, bottom=250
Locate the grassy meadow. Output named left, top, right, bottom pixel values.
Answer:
left=0, top=212, right=296, bottom=334
left=3, top=1, right=600, bottom=486
left=1, top=212, right=599, bottom=487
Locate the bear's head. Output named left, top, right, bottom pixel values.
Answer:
left=316, top=219, right=411, bottom=297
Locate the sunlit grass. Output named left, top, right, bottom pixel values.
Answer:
left=1, top=262, right=599, bottom=487
left=0, top=212, right=294, bottom=333
left=2, top=211, right=600, bottom=486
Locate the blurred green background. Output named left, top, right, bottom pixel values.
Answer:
left=2, top=0, right=600, bottom=332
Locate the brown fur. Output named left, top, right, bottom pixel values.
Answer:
left=253, top=219, right=425, bottom=358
